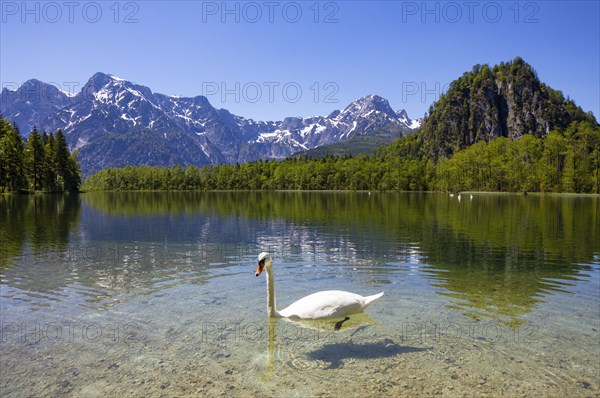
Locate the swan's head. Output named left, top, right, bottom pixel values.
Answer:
left=255, top=252, right=272, bottom=277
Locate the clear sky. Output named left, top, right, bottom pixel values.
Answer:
left=1, top=1, right=599, bottom=121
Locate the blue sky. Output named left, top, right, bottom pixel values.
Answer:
left=1, top=1, right=599, bottom=121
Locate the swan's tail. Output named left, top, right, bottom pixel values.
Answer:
left=362, top=292, right=384, bottom=308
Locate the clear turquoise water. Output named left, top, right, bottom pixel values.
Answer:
left=1, top=192, right=598, bottom=397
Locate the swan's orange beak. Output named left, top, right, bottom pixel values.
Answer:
left=255, top=259, right=265, bottom=277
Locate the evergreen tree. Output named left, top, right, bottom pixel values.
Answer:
left=53, top=130, right=71, bottom=190
left=0, top=120, right=26, bottom=191
left=44, top=133, right=58, bottom=191
left=0, top=119, right=82, bottom=192
left=24, top=127, right=47, bottom=191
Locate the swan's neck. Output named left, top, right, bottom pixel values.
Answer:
left=266, top=266, right=281, bottom=318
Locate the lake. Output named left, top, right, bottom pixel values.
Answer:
left=1, top=192, right=599, bottom=397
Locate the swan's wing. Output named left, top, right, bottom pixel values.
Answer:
left=279, top=290, right=366, bottom=319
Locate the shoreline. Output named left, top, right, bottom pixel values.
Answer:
left=3, top=190, right=599, bottom=196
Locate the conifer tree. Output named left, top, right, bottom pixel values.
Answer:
left=44, top=133, right=58, bottom=191
left=0, top=120, right=26, bottom=191
left=24, top=127, right=47, bottom=191
left=53, top=130, right=71, bottom=190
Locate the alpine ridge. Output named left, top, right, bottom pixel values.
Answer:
left=1, top=73, right=419, bottom=174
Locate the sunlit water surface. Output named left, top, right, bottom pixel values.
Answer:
left=1, top=192, right=599, bottom=397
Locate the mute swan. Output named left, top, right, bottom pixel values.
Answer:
left=255, top=252, right=384, bottom=319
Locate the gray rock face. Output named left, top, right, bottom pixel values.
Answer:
left=1, top=79, right=73, bottom=135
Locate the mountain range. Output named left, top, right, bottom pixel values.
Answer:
left=1, top=73, right=419, bottom=174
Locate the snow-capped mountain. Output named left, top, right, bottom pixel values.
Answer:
left=1, top=73, right=420, bottom=174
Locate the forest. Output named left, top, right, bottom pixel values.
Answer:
left=81, top=120, right=599, bottom=193
left=0, top=118, right=81, bottom=192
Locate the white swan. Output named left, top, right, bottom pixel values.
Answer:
left=255, top=252, right=384, bottom=319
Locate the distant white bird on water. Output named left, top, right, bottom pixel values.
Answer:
left=254, top=252, right=384, bottom=319
left=470, top=194, right=473, bottom=201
